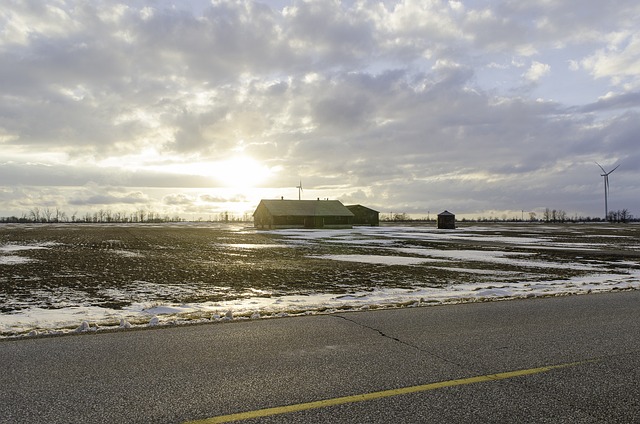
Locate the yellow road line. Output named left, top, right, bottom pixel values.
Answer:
left=185, top=360, right=593, bottom=424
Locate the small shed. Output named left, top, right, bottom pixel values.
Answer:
left=253, top=199, right=354, bottom=229
left=437, top=210, right=455, bottom=229
left=346, top=205, right=380, bottom=226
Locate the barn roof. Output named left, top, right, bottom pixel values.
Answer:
left=346, top=204, right=380, bottom=213
left=255, top=199, right=354, bottom=217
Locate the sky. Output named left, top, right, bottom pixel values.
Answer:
left=1, top=0, right=639, bottom=221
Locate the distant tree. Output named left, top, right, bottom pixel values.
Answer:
left=41, top=208, right=52, bottom=222
left=557, top=210, right=567, bottom=223
left=57, top=209, right=67, bottom=222
left=393, top=213, right=409, bottom=221
left=29, top=207, right=41, bottom=222
left=608, top=209, right=633, bottom=223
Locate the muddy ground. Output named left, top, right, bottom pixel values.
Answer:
left=1, top=222, right=639, bottom=319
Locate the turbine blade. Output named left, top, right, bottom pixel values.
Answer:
left=610, top=164, right=620, bottom=174
left=595, top=162, right=607, bottom=174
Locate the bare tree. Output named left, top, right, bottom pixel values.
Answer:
left=609, top=209, right=633, bottom=223
left=621, top=209, right=631, bottom=223
left=29, top=207, right=41, bottom=222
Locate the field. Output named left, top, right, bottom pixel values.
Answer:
left=1, top=222, right=639, bottom=337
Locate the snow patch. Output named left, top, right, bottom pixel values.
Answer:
left=0, top=256, right=35, bottom=265
left=309, top=254, right=439, bottom=266
left=219, top=243, right=292, bottom=249
left=111, top=250, right=143, bottom=258
left=2, top=224, right=640, bottom=338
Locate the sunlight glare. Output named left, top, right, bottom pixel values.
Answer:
left=212, top=156, right=272, bottom=188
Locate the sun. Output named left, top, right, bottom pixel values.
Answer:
left=134, top=153, right=274, bottom=190
left=212, top=156, right=273, bottom=188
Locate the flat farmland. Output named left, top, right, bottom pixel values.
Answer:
left=1, top=222, right=639, bottom=337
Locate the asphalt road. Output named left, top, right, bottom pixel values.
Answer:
left=1, top=291, right=639, bottom=423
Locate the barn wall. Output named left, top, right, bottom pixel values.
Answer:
left=348, top=205, right=380, bottom=226
left=253, top=200, right=355, bottom=229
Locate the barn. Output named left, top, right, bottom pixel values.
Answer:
left=253, top=199, right=354, bottom=229
left=346, top=205, right=380, bottom=226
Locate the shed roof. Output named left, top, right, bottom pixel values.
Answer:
left=255, top=199, right=354, bottom=217
left=438, top=210, right=455, bottom=216
left=346, top=204, right=380, bottom=213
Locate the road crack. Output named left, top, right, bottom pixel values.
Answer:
left=332, top=314, right=466, bottom=368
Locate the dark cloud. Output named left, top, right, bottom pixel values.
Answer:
left=163, top=193, right=194, bottom=206
left=580, top=92, right=640, bottom=112
left=69, top=191, right=149, bottom=206
left=0, top=162, right=216, bottom=188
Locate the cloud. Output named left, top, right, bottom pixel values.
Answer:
left=0, top=162, right=216, bottom=188
left=69, top=191, right=149, bottom=206
left=524, top=61, right=551, bottom=82
left=1, top=0, right=640, bottom=219
left=580, top=91, right=640, bottom=112
left=199, top=194, right=247, bottom=203
left=579, top=32, right=640, bottom=88
left=163, top=193, right=195, bottom=206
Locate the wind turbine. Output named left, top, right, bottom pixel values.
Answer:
left=296, top=181, right=303, bottom=200
left=596, top=162, right=620, bottom=220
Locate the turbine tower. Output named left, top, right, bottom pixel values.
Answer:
left=596, top=162, right=620, bottom=220
left=296, top=181, right=303, bottom=200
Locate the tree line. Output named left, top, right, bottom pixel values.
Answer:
left=606, top=209, right=634, bottom=223
left=0, top=208, right=252, bottom=224
left=380, top=208, right=637, bottom=223
left=541, top=208, right=634, bottom=223
left=1, top=207, right=636, bottom=224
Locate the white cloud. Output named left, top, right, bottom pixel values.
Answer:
left=524, top=61, right=551, bottom=82
left=580, top=32, right=640, bottom=88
